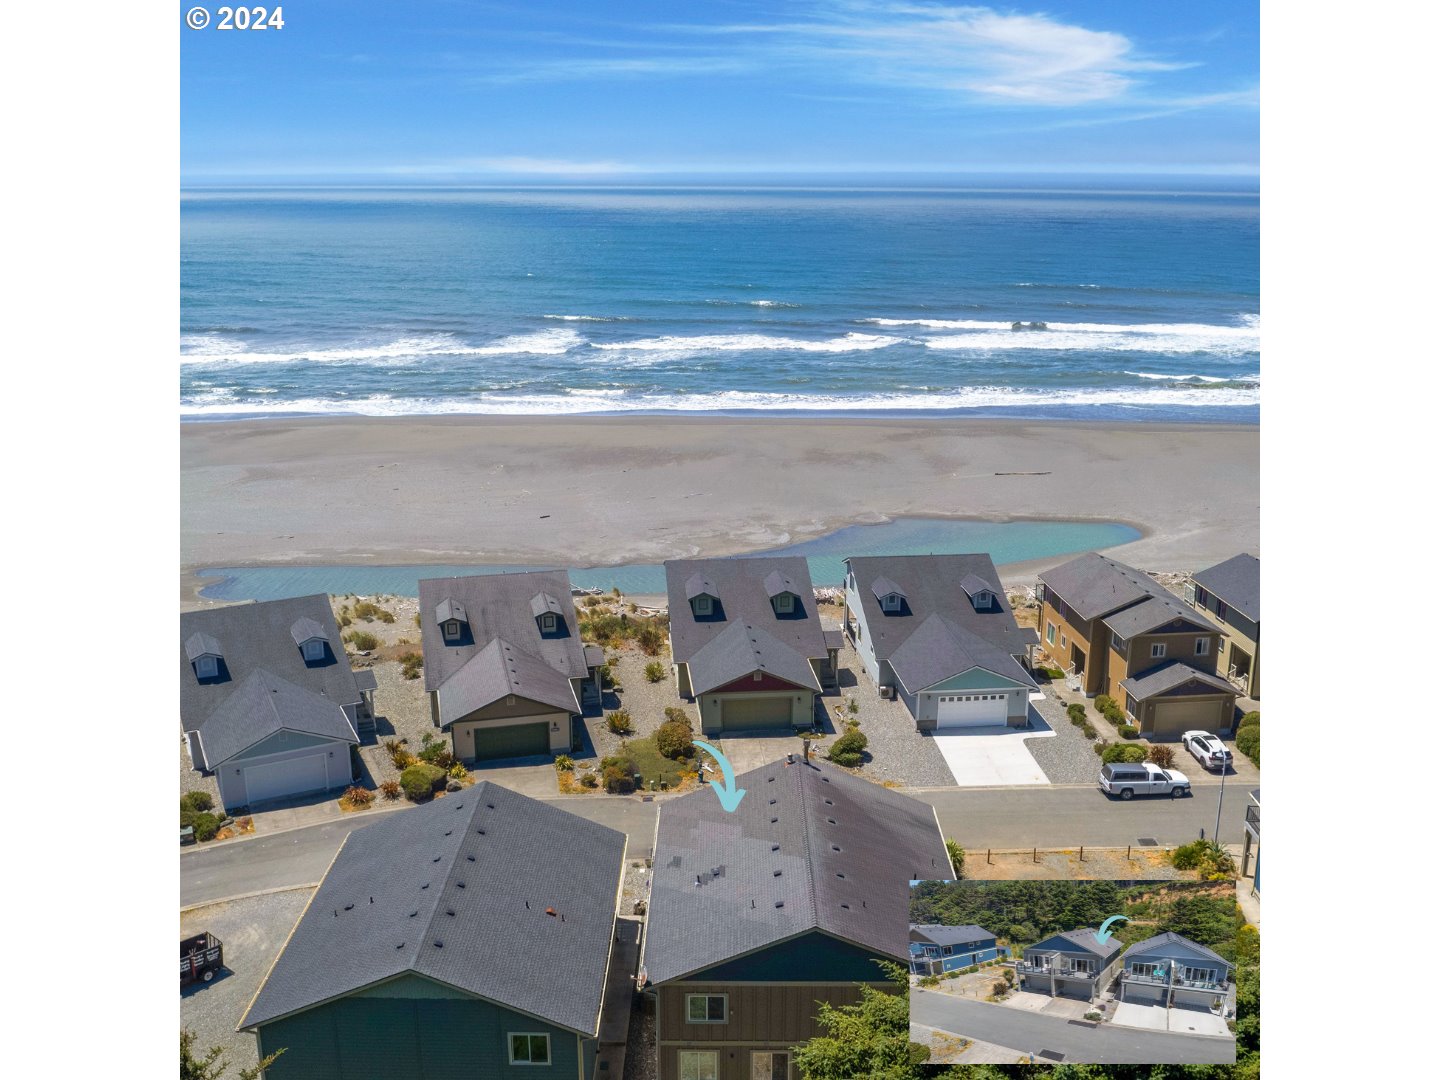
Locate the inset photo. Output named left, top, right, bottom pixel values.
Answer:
left=908, top=879, right=1255, bottom=1066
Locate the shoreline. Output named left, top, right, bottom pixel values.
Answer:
left=180, top=409, right=1259, bottom=426
left=182, top=414, right=1257, bottom=603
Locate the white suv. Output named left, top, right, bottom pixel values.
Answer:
left=1182, top=730, right=1234, bottom=771
left=1098, top=762, right=1191, bottom=799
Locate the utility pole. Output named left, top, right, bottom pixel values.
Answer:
left=1214, top=759, right=1228, bottom=848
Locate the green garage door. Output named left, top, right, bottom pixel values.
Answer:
left=720, top=696, right=794, bottom=730
left=471, top=722, right=551, bottom=762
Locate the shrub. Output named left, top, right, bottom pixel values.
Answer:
left=447, top=762, right=468, bottom=780
left=180, top=791, right=213, bottom=813
left=1148, top=744, right=1176, bottom=768
left=352, top=600, right=394, bottom=623
left=644, top=661, right=666, bottom=683
left=606, top=710, right=634, bottom=735
left=379, top=780, right=402, bottom=800
left=827, top=727, right=868, bottom=767
left=343, top=785, right=375, bottom=808
left=190, top=812, right=222, bottom=842
left=1239, top=710, right=1260, bottom=729
left=1067, top=703, right=1087, bottom=725
left=400, top=652, right=423, bottom=680
left=414, top=613, right=421, bottom=628
left=345, top=630, right=379, bottom=652
left=417, top=740, right=454, bottom=769
left=1102, top=703, right=1127, bottom=726
left=583, top=594, right=604, bottom=608
left=656, top=721, right=695, bottom=760
left=1002, top=967, right=1015, bottom=984
left=554, top=754, right=575, bottom=772
left=664, top=707, right=692, bottom=726
left=992, top=980, right=1010, bottom=997
left=579, top=772, right=599, bottom=789
left=598, top=663, right=616, bottom=688
left=339, top=613, right=352, bottom=627
left=400, top=763, right=446, bottom=801
left=602, top=764, right=635, bottom=794
left=1093, top=739, right=1109, bottom=756
left=1085, top=1010, right=1103, bottom=1021
left=918, top=975, right=940, bottom=988
left=1118, top=724, right=1140, bottom=739
left=1095, top=694, right=1115, bottom=712
left=1235, top=716, right=1259, bottom=765
left=635, top=625, right=666, bottom=655
left=946, top=839, right=965, bottom=879
left=1043, top=666, right=1065, bottom=680
left=1080, top=721, right=1098, bottom=738
left=1102, top=742, right=1146, bottom=764
left=847, top=696, right=861, bottom=715
left=1171, top=839, right=1237, bottom=878
left=965, top=965, right=979, bottom=974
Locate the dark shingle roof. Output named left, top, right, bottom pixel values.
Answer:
left=180, top=596, right=362, bottom=735
left=1122, top=931, right=1232, bottom=971
left=529, top=591, right=564, bottom=619
left=1120, top=661, right=1235, bottom=701
left=194, top=670, right=358, bottom=768
left=846, top=555, right=1037, bottom=683
left=763, top=569, right=800, bottom=598
left=435, top=597, right=467, bottom=625
left=434, top=638, right=580, bottom=727
left=240, top=782, right=626, bottom=1035
left=1104, top=594, right=1218, bottom=638
left=911, top=924, right=996, bottom=947
left=642, top=759, right=951, bottom=985
left=184, top=631, right=221, bottom=661
left=958, top=573, right=995, bottom=598
left=1039, top=553, right=1159, bottom=621
left=289, top=616, right=327, bottom=646
left=687, top=621, right=821, bottom=695
left=419, top=571, right=587, bottom=695
left=666, top=558, right=827, bottom=670
left=1192, top=553, right=1260, bottom=622
left=1033, top=928, right=1123, bottom=962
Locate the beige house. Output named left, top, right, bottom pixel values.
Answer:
left=1186, top=553, right=1260, bottom=698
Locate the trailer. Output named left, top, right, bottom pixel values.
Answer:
left=181, top=932, right=223, bottom=987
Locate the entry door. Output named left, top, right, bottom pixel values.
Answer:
left=751, top=1052, right=789, bottom=1080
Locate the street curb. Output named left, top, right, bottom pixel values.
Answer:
left=181, top=883, right=321, bottom=913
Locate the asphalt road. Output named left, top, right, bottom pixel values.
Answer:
left=911, top=990, right=1236, bottom=1065
left=181, top=784, right=1247, bottom=908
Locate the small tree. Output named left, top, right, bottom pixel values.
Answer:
left=789, top=962, right=913, bottom=1080
left=827, top=728, right=868, bottom=767
left=945, top=839, right=965, bottom=879
left=181, top=1030, right=282, bottom=1080
left=656, top=721, right=695, bottom=760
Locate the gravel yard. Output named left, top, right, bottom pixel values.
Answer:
left=1022, top=683, right=1106, bottom=785
left=181, top=888, right=316, bottom=1076
left=579, top=644, right=692, bottom=766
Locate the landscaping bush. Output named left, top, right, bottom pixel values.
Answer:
left=183, top=811, right=222, bottom=842
left=554, top=754, right=575, bottom=772
left=400, top=763, right=446, bottom=801
left=1080, top=721, right=1098, bottom=739
left=606, top=709, right=634, bottom=735
left=352, top=600, right=394, bottom=623
left=664, top=707, right=691, bottom=725
left=1095, top=694, right=1115, bottom=713
left=966, top=965, right=979, bottom=974
left=918, top=975, right=940, bottom=988
left=1066, top=703, right=1087, bottom=725
left=1043, top=666, right=1065, bottom=680
left=635, top=625, right=666, bottom=655
left=399, top=652, right=423, bottom=680
left=992, top=980, right=1009, bottom=997
left=601, top=764, right=635, bottom=794
left=1085, top=1010, right=1103, bottom=1021
left=447, top=762, right=468, bottom=780
left=1148, top=744, right=1176, bottom=768
left=379, top=780, right=402, bottom=800
left=344, top=630, right=379, bottom=652
left=1235, top=713, right=1260, bottom=765
left=579, top=772, right=599, bottom=789
left=655, top=720, right=695, bottom=760
left=1093, top=739, right=1109, bottom=756
left=1118, top=724, right=1140, bottom=739
left=644, top=661, right=666, bottom=683
left=1102, top=703, right=1127, bottom=726
left=827, top=727, right=868, bottom=767
left=946, top=839, right=965, bottom=879
left=417, top=738, right=454, bottom=770
left=343, top=785, right=375, bottom=808
left=1101, top=742, right=1147, bottom=764
left=1002, top=968, right=1015, bottom=984
left=1170, top=839, right=1237, bottom=878
left=181, top=791, right=213, bottom=813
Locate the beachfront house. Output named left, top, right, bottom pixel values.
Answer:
left=1037, top=553, right=1237, bottom=738
left=1016, top=929, right=1124, bottom=1001
left=909, top=924, right=1004, bottom=975
left=239, top=782, right=627, bottom=1080
left=418, top=571, right=602, bottom=763
left=180, top=595, right=375, bottom=811
left=663, top=557, right=838, bottom=735
left=843, top=555, right=1038, bottom=729
left=1118, top=932, right=1234, bottom=1010
left=641, top=757, right=952, bottom=1080
left=1186, top=553, right=1261, bottom=698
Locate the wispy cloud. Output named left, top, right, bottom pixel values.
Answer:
left=183, top=156, right=635, bottom=179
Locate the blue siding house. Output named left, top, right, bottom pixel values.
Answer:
left=1119, top=932, right=1234, bottom=1011
left=909, top=924, right=1006, bottom=974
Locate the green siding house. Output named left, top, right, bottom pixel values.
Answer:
left=240, top=782, right=626, bottom=1079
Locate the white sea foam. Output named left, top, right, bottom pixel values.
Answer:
left=588, top=332, right=903, bottom=354
left=849, top=316, right=1262, bottom=357
left=179, top=329, right=583, bottom=365
left=542, top=314, right=633, bottom=322
left=1125, top=371, right=1260, bottom=383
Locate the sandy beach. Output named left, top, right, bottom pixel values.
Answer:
left=180, top=415, right=1257, bottom=597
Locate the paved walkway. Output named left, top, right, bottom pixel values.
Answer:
left=594, top=916, right=643, bottom=1079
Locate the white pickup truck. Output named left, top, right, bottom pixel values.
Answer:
left=1098, top=761, right=1191, bottom=800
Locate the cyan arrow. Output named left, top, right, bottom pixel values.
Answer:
left=1095, top=915, right=1129, bottom=945
left=693, top=740, right=746, bottom=812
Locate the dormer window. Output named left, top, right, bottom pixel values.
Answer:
left=972, top=590, right=993, bottom=611
left=693, top=595, right=714, bottom=617
left=772, top=592, right=795, bottom=615
left=881, top=593, right=902, bottom=613
left=541, top=613, right=557, bottom=633
left=301, top=638, right=325, bottom=661
left=195, top=655, right=218, bottom=679
left=444, top=620, right=460, bottom=640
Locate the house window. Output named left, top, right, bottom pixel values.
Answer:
left=679, top=1051, right=719, bottom=1080
left=541, top=613, right=557, bottom=633
left=1060, top=633, right=1067, bottom=649
left=1067, top=958, right=1095, bottom=975
left=693, top=596, right=714, bottom=617
left=1195, top=638, right=1209, bottom=656
left=773, top=593, right=795, bottom=615
left=302, top=638, right=325, bottom=661
left=1111, top=632, right=1124, bottom=652
left=1216, top=600, right=1229, bottom=621
left=1131, top=961, right=1157, bottom=977
left=752, top=1052, right=790, bottom=1080
left=444, top=620, right=459, bottom=638
left=1195, top=586, right=1210, bottom=608
left=1150, top=643, right=1167, bottom=659
left=1045, top=623, right=1056, bottom=645
left=881, top=593, right=901, bottom=612
left=941, top=945, right=953, bottom=956
left=973, top=591, right=992, bottom=610
left=195, top=655, right=218, bottom=678
left=508, top=1034, right=550, bottom=1065
left=1184, top=966, right=1216, bottom=983
left=686, top=994, right=728, bottom=1023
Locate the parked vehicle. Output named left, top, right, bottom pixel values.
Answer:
left=1181, top=730, right=1234, bottom=771
left=182, top=932, right=223, bottom=987
left=1099, top=762, right=1190, bottom=800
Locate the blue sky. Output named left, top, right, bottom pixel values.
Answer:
left=181, top=1, right=1258, bottom=183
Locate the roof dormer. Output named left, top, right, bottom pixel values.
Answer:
left=762, top=569, right=802, bottom=617
left=960, top=574, right=997, bottom=612
left=436, top=597, right=468, bottom=642
left=871, top=576, right=907, bottom=615
left=531, top=591, right=565, bottom=636
left=185, top=630, right=223, bottom=680
left=685, top=572, right=722, bottom=620
left=289, top=616, right=330, bottom=662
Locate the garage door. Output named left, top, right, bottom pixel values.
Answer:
left=935, top=692, right=1009, bottom=728
left=1125, top=982, right=1166, bottom=1005
left=472, top=722, right=551, bottom=762
left=1149, top=698, right=1226, bottom=738
left=720, top=696, right=794, bottom=730
left=243, top=753, right=329, bottom=805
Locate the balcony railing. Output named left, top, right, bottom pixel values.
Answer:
left=1018, top=961, right=1096, bottom=980
left=1123, top=970, right=1228, bottom=992
left=1244, top=804, right=1260, bottom=836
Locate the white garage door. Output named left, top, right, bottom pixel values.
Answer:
left=242, top=753, right=329, bottom=805
left=935, top=692, right=1009, bottom=728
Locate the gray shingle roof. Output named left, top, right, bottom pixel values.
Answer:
left=1033, top=928, right=1123, bottom=962
left=185, top=631, right=222, bottom=661
left=1122, top=931, right=1232, bottom=971
left=846, top=555, right=1038, bottom=683
left=180, top=596, right=363, bottom=737
left=434, top=638, right=580, bottom=727
left=289, top=616, right=327, bottom=646
left=665, top=558, right=828, bottom=672
left=688, top=621, right=822, bottom=695
left=911, top=924, right=996, bottom=947
left=1039, top=553, right=1159, bottom=621
left=529, top=591, right=564, bottom=619
left=958, top=573, right=995, bottom=598
left=240, top=782, right=626, bottom=1035
left=1120, top=661, right=1235, bottom=701
left=419, top=571, right=588, bottom=696
left=642, top=758, right=951, bottom=985
left=1192, top=553, right=1260, bottom=622
left=194, top=669, right=358, bottom=769
left=435, top=597, right=467, bottom=625
left=763, top=569, right=800, bottom=598
left=1103, top=594, right=1218, bottom=638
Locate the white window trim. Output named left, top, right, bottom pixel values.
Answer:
left=679, top=1050, right=720, bottom=1080
left=1046, top=622, right=1056, bottom=645
left=444, top=620, right=459, bottom=638
left=774, top=593, right=795, bottom=614
left=1151, top=643, right=1167, bottom=658
left=685, top=992, right=728, bottom=1023
left=881, top=593, right=901, bottom=611
left=693, top=596, right=714, bottom=616
left=1195, top=638, right=1209, bottom=656
left=507, top=1033, right=551, bottom=1066
left=196, top=655, right=218, bottom=678
left=540, top=613, right=557, bottom=632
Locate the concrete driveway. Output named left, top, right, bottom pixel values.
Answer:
left=1112, top=1002, right=1230, bottom=1037
left=932, top=726, right=1052, bottom=787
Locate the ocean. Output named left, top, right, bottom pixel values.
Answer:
left=180, top=184, right=1259, bottom=421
